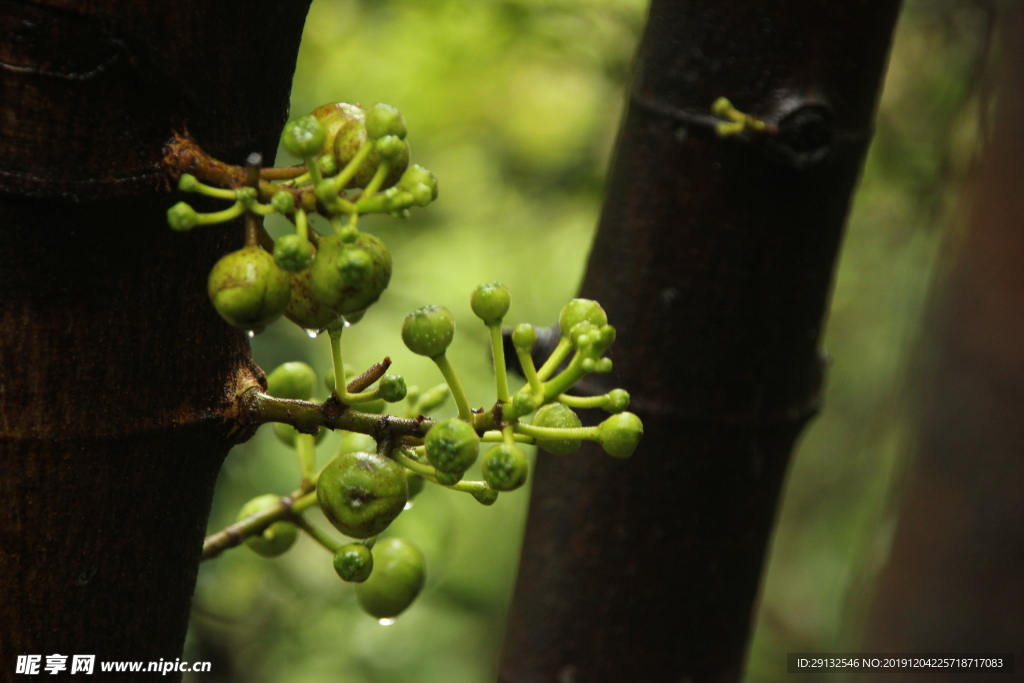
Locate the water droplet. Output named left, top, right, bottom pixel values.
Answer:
left=378, top=618, right=396, bottom=626
left=403, top=501, right=414, bottom=510
left=304, top=328, right=320, bottom=339
left=342, top=317, right=352, bottom=328
left=246, top=330, right=255, bottom=339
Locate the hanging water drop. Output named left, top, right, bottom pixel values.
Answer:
left=304, top=328, right=320, bottom=339
left=403, top=501, right=414, bottom=511
left=246, top=330, right=255, bottom=339
left=378, top=617, right=396, bottom=626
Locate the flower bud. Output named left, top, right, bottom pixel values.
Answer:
left=604, top=388, right=630, bottom=413
left=334, top=543, right=374, bottom=583
left=273, top=234, right=315, bottom=273
left=512, top=323, right=537, bottom=350
left=470, top=282, right=511, bottom=326
left=208, top=247, right=291, bottom=332
left=317, top=451, right=408, bottom=538
left=281, top=115, right=327, bottom=158
left=378, top=374, right=407, bottom=403
left=482, top=444, right=529, bottom=491
left=177, top=173, right=199, bottom=192
left=376, top=134, right=406, bottom=160
left=398, top=164, right=438, bottom=200
left=270, top=191, right=295, bottom=214
left=472, top=488, right=499, bottom=506
left=558, top=299, right=608, bottom=337
left=434, top=470, right=462, bottom=486
left=167, top=202, right=199, bottom=231
left=424, top=418, right=480, bottom=474
left=531, top=403, right=583, bottom=454
left=597, top=412, right=643, bottom=458
left=354, top=538, right=426, bottom=619
left=401, top=305, right=455, bottom=358
left=365, top=103, right=408, bottom=140
left=237, top=495, right=298, bottom=558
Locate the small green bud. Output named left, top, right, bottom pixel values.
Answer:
left=376, top=134, right=406, bottom=160
left=271, top=191, right=295, bottom=214
left=234, top=187, right=257, bottom=206
left=424, top=418, right=480, bottom=474
left=282, top=115, right=327, bottom=158
left=266, top=361, right=316, bottom=400
left=177, top=173, right=199, bottom=192
left=208, top=247, right=291, bottom=332
left=580, top=358, right=596, bottom=373
left=414, top=384, right=450, bottom=414
left=407, top=184, right=434, bottom=207
left=595, top=358, right=613, bottom=373
left=272, top=422, right=327, bottom=448
left=378, top=374, right=407, bottom=403
left=402, top=305, right=456, bottom=358
left=597, top=412, right=643, bottom=458
left=406, top=471, right=425, bottom=499
left=470, top=282, right=511, bottom=325
left=273, top=234, right=315, bottom=273
left=334, top=543, right=374, bottom=583
left=482, top=444, right=529, bottom=491
left=472, top=488, right=499, bottom=506
left=604, top=388, right=630, bottom=413
left=167, top=202, right=199, bottom=231
left=354, top=537, right=426, bottom=619
left=309, top=102, right=364, bottom=157
left=365, top=103, right=408, bottom=140
left=531, top=403, right=583, bottom=455
left=434, top=470, right=462, bottom=486
left=559, top=299, right=609, bottom=337
left=398, top=164, right=438, bottom=200
left=317, top=451, right=409, bottom=538
left=512, top=323, right=537, bottom=350
left=318, top=154, right=338, bottom=175
left=237, top=495, right=298, bottom=558
left=511, top=392, right=538, bottom=417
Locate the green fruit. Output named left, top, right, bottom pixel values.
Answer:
left=355, top=538, right=426, bottom=619
left=270, top=191, right=295, bottom=214
left=334, top=543, right=374, bottom=583
left=273, top=234, right=315, bottom=273
left=470, top=282, right=511, bottom=325
left=378, top=374, right=407, bottom=403
left=604, top=388, right=630, bottom=413
left=208, top=246, right=290, bottom=332
left=531, top=403, right=583, bottom=455
left=401, top=305, right=455, bottom=358
left=281, top=115, right=327, bottom=158
left=434, top=470, right=462, bottom=486
left=558, top=299, right=608, bottom=337
left=307, top=234, right=393, bottom=317
left=333, top=108, right=409, bottom=189
left=365, top=103, right=408, bottom=140
left=597, top=412, right=643, bottom=458
left=471, top=488, right=499, bottom=506
left=237, top=495, right=298, bottom=558
left=167, top=202, right=199, bottom=231
left=424, top=418, right=479, bottom=474
left=482, top=444, right=529, bottom=491
left=273, top=422, right=327, bottom=448
left=266, top=362, right=316, bottom=400
left=309, top=102, right=364, bottom=156
left=511, top=323, right=537, bottom=350
left=317, top=451, right=408, bottom=538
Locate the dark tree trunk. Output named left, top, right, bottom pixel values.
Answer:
left=0, top=2, right=310, bottom=678
left=500, top=1, right=902, bottom=681
left=861, top=4, right=1024, bottom=679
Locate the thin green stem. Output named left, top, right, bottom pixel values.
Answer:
left=195, top=201, right=245, bottom=225
left=304, top=156, right=324, bottom=186
left=392, top=450, right=489, bottom=493
left=295, top=207, right=309, bottom=241
left=331, top=140, right=375, bottom=193
left=190, top=181, right=237, bottom=200
left=514, top=344, right=544, bottom=399
left=542, top=354, right=587, bottom=402
left=557, top=393, right=608, bottom=409
left=515, top=422, right=599, bottom=441
left=296, top=433, right=316, bottom=487
left=482, top=430, right=534, bottom=443
left=490, top=324, right=510, bottom=403
left=432, top=353, right=472, bottom=421
left=361, top=160, right=391, bottom=200
left=329, top=327, right=349, bottom=400
left=292, top=514, right=341, bottom=554
left=202, top=490, right=318, bottom=560
left=536, top=337, right=573, bottom=381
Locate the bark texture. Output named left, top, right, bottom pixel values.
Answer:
left=861, top=5, right=1024, bottom=680
left=500, top=1, right=902, bottom=681
left=0, top=2, right=310, bottom=677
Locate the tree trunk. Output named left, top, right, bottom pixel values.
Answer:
left=500, top=1, right=902, bottom=681
left=861, top=4, right=1024, bottom=678
left=0, top=2, right=309, bottom=678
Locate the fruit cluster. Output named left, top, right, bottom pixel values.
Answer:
left=169, top=104, right=643, bottom=622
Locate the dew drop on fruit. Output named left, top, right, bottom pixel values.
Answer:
left=247, top=330, right=256, bottom=339
left=404, top=501, right=414, bottom=510
left=378, top=618, right=397, bottom=626
left=304, top=328, right=320, bottom=339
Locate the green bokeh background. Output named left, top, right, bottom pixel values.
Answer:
left=184, top=1, right=991, bottom=680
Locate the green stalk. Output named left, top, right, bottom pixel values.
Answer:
left=490, top=324, right=510, bottom=403
left=432, top=353, right=472, bottom=421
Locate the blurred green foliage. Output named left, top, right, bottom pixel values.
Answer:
left=184, top=0, right=990, bottom=681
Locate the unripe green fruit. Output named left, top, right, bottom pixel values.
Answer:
left=434, top=470, right=462, bottom=486
left=604, top=388, right=630, bottom=413
left=266, top=361, right=316, bottom=400
left=472, top=488, right=499, bottom=506
left=273, top=422, right=327, bottom=448
left=398, top=165, right=438, bottom=200
left=559, top=299, right=609, bottom=337
left=208, top=247, right=291, bottom=332
left=366, top=103, right=408, bottom=139
left=309, top=102, right=363, bottom=156
left=237, top=495, right=298, bottom=558
left=531, top=403, right=583, bottom=455
left=482, top=444, right=529, bottom=491
left=470, top=282, right=511, bottom=325
left=512, top=323, right=537, bottom=350
left=402, top=305, right=455, bottom=358
left=271, top=191, right=295, bottom=214
left=274, top=234, right=315, bottom=273
left=167, top=201, right=199, bottom=231
left=424, top=418, right=480, bottom=474
left=597, top=412, right=643, bottom=458
left=317, top=451, right=408, bottom=538
left=307, top=234, right=393, bottom=318
left=282, top=115, right=327, bottom=158
left=354, top=538, right=426, bottom=619
left=378, top=374, right=407, bottom=403
left=334, top=543, right=374, bottom=583
left=511, top=392, right=538, bottom=418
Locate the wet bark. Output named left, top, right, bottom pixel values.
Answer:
left=500, top=1, right=902, bottom=681
left=0, top=2, right=310, bottom=678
